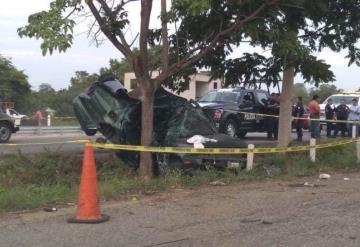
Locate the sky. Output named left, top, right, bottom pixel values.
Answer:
left=0, top=0, right=359, bottom=91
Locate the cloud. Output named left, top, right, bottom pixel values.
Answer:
left=0, top=0, right=50, bottom=18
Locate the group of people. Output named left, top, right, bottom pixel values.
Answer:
left=267, top=94, right=360, bottom=142
left=305, top=95, right=360, bottom=139
left=324, top=97, right=360, bottom=138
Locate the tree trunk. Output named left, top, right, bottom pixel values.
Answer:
left=161, top=0, right=169, bottom=71
left=139, top=80, right=155, bottom=179
left=277, top=64, right=295, bottom=148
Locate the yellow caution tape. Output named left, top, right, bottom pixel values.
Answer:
left=0, top=139, right=357, bottom=154
left=231, top=110, right=360, bottom=124
left=89, top=138, right=357, bottom=154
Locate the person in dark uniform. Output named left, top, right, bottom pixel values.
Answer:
left=266, top=93, right=280, bottom=140
left=325, top=98, right=335, bottom=137
left=333, top=99, right=350, bottom=137
left=292, top=96, right=304, bottom=141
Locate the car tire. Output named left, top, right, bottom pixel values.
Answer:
left=237, top=131, right=247, bottom=138
left=0, top=122, right=12, bottom=143
left=155, top=154, right=184, bottom=176
left=224, top=119, right=238, bottom=137
left=84, top=129, right=97, bottom=136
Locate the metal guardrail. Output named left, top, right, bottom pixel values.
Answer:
left=18, top=126, right=83, bottom=135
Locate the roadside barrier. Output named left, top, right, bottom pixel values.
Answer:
left=67, top=143, right=110, bottom=224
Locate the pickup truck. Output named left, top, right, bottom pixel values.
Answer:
left=197, top=88, right=270, bottom=138
left=0, top=107, right=19, bottom=142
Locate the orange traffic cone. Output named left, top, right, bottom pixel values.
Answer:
left=67, top=143, right=109, bottom=224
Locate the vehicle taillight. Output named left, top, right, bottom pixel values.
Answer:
left=213, top=109, right=223, bottom=120
left=84, top=87, right=95, bottom=95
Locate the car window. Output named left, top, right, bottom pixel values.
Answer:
left=243, top=92, right=255, bottom=104
left=256, top=92, right=269, bottom=105
left=198, top=91, right=240, bottom=103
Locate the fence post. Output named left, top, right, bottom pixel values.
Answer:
left=310, top=138, right=316, bottom=162
left=357, top=139, right=360, bottom=164
left=352, top=125, right=357, bottom=139
left=47, top=115, right=51, bottom=127
left=246, top=144, right=255, bottom=171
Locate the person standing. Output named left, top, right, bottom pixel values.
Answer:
left=348, top=98, right=360, bottom=137
left=334, top=99, right=350, bottom=137
left=34, top=108, right=44, bottom=127
left=292, top=96, right=304, bottom=141
left=308, top=95, right=320, bottom=138
left=325, top=98, right=336, bottom=137
left=265, top=93, right=280, bottom=140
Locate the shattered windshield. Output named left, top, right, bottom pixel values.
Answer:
left=198, top=91, right=240, bottom=103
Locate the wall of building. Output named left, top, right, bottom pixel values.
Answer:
left=123, top=72, right=221, bottom=100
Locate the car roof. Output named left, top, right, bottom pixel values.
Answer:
left=329, top=94, right=360, bottom=97
left=212, top=87, right=268, bottom=93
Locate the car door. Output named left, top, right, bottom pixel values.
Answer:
left=254, top=91, right=269, bottom=131
left=238, top=92, right=257, bottom=130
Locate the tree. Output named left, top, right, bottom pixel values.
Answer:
left=198, top=0, right=359, bottom=148
left=18, top=0, right=280, bottom=177
left=293, top=83, right=310, bottom=103
left=309, top=84, right=341, bottom=103
left=99, top=46, right=162, bottom=82
left=0, top=55, right=31, bottom=112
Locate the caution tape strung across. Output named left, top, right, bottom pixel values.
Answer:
left=230, top=110, right=360, bottom=124
left=89, top=138, right=357, bottom=154
left=0, top=138, right=358, bottom=154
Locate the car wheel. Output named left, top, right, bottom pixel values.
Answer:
left=224, top=119, right=237, bottom=137
left=84, top=129, right=97, bottom=136
left=237, top=131, right=247, bottom=138
left=155, top=154, right=184, bottom=176
left=0, top=122, right=12, bottom=143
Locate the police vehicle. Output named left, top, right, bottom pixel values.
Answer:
left=197, top=88, right=270, bottom=138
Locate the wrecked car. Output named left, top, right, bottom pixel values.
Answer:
left=73, top=76, right=248, bottom=174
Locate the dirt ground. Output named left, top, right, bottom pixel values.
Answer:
left=1, top=171, right=360, bottom=247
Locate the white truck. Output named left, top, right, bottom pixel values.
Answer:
left=319, top=92, right=360, bottom=128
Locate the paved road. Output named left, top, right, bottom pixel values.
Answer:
left=1, top=131, right=314, bottom=154
left=0, top=134, right=94, bottom=154
left=1, top=172, right=359, bottom=247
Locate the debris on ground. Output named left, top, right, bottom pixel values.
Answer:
left=288, top=182, right=325, bottom=188
left=344, top=177, right=350, bottom=181
left=187, top=135, right=217, bottom=149
left=209, top=181, right=227, bottom=186
left=240, top=219, right=273, bottom=225
left=262, top=165, right=280, bottom=176
left=319, top=173, right=331, bottom=179
left=43, top=207, right=57, bottom=212
left=304, top=182, right=315, bottom=187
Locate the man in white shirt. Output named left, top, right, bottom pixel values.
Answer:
left=348, top=98, right=360, bottom=137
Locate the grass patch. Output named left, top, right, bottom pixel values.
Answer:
left=0, top=141, right=359, bottom=213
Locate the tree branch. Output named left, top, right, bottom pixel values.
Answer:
left=96, top=0, right=132, bottom=52
left=161, top=0, right=169, bottom=71
left=138, top=0, right=153, bottom=79
left=155, top=0, right=279, bottom=84
left=87, top=1, right=135, bottom=62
